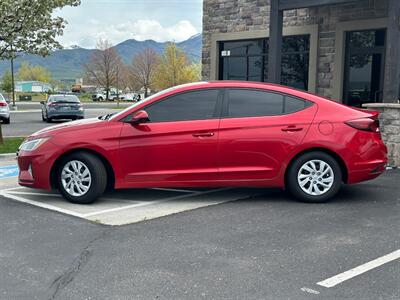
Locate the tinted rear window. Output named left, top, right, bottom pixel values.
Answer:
left=227, top=89, right=312, bottom=118
left=50, top=96, right=80, bottom=103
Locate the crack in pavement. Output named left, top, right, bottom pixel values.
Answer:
left=47, top=228, right=112, bottom=300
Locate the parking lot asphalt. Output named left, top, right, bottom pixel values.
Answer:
left=0, top=167, right=399, bottom=299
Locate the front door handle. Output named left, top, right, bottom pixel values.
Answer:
left=281, top=126, right=303, bottom=132
left=193, top=132, right=215, bottom=137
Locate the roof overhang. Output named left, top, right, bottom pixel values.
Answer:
left=279, top=0, right=358, bottom=10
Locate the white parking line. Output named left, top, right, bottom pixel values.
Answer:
left=4, top=190, right=142, bottom=203
left=6, top=191, right=61, bottom=197
left=151, top=187, right=198, bottom=193
left=0, top=190, right=86, bottom=218
left=81, top=188, right=230, bottom=218
left=317, top=249, right=400, bottom=288
left=0, top=186, right=231, bottom=222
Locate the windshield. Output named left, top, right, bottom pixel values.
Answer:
left=49, top=95, right=80, bottom=103
left=108, top=86, right=177, bottom=121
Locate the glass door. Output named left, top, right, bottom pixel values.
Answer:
left=343, top=29, right=386, bottom=107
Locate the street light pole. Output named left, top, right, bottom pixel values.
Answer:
left=10, top=44, right=16, bottom=108
left=11, top=56, right=16, bottom=108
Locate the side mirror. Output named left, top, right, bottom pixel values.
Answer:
left=40, top=101, right=45, bottom=105
left=130, top=110, right=149, bottom=125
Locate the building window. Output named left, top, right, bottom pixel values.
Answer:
left=219, top=35, right=310, bottom=91
left=343, top=29, right=386, bottom=107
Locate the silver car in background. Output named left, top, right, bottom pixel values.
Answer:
left=41, top=95, right=84, bottom=123
left=0, top=93, right=10, bottom=124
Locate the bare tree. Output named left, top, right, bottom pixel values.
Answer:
left=129, top=48, right=159, bottom=98
left=83, top=39, right=122, bottom=100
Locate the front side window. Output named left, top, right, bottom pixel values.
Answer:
left=145, top=89, right=220, bottom=123
left=226, top=89, right=312, bottom=118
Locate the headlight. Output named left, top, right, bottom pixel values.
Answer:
left=19, top=137, right=51, bottom=152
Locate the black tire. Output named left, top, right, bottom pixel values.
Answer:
left=3, top=117, right=10, bottom=124
left=286, top=151, right=342, bottom=203
left=56, top=152, right=107, bottom=204
left=98, top=97, right=103, bottom=101
left=42, top=112, right=46, bottom=121
left=46, top=117, right=52, bottom=123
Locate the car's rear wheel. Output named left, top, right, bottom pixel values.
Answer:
left=3, top=117, right=10, bottom=124
left=286, top=151, right=342, bottom=203
left=57, top=152, right=107, bottom=204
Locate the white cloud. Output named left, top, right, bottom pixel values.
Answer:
left=60, top=19, right=198, bottom=49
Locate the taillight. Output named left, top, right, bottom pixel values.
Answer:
left=0, top=102, right=7, bottom=106
left=345, top=118, right=380, bottom=133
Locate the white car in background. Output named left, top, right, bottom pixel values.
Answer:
left=119, top=93, right=140, bottom=102
left=0, top=93, right=10, bottom=124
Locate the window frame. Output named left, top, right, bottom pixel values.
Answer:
left=124, top=88, right=225, bottom=124
left=219, top=35, right=311, bottom=90
left=221, top=88, right=314, bottom=119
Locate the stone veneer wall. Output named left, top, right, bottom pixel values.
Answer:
left=202, top=0, right=388, bottom=100
left=363, top=103, right=400, bottom=167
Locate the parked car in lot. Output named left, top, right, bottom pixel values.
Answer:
left=41, top=94, right=84, bottom=122
left=92, top=91, right=118, bottom=101
left=18, top=81, right=387, bottom=204
left=0, top=93, right=10, bottom=124
left=119, top=93, right=140, bottom=102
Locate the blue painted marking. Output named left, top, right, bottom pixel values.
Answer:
left=0, top=165, right=19, bottom=179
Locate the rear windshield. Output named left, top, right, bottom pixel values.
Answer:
left=49, top=95, right=80, bottom=103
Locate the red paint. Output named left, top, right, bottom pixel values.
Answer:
left=18, top=81, right=387, bottom=191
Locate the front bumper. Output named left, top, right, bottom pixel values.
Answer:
left=18, top=141, right=62, bottom=190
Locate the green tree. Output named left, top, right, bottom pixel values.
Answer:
left=16, top=62, right=52, bottom=82
left=0, top=0, right=81, bottom=59
left=153, top=44, right=201, bottom=90
left=0, top=0, right=80, bottom=143
left=0, top=70, right=13, bottom=93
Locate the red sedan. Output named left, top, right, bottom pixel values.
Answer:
left=17, top=81, right=387, bottom=204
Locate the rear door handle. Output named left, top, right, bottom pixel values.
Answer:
left=193, top=132, right=215, bottom=137
left=281, top=126, right=303, bottom=132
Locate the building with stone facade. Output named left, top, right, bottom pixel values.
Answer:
left=202, top=0, right=400, bottom=166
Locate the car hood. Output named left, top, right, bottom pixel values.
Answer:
left=31, top=118, right=104, bottom=138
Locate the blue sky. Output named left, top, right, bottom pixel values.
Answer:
left=56, top=0, right=203, bottom=48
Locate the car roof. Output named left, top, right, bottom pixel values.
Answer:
left=173, top=81, right=320, bottom=100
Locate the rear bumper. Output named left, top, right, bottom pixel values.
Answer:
left=48, top=111, right=84, bottom=119
left=347, top=136, right=388, bottom=184
left=348, top=159, right=387, bottom=184
left=0, top=111, right=10, bottom=119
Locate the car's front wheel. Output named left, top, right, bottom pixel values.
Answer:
left=57, top=152, right=107, bottom=204
left=286, top=152, right=342, bottom=203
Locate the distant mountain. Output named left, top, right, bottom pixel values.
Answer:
left=0, top=34, right=202, bottom=80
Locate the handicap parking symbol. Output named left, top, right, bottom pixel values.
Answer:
left=0, top=165, right=19, bottom=179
